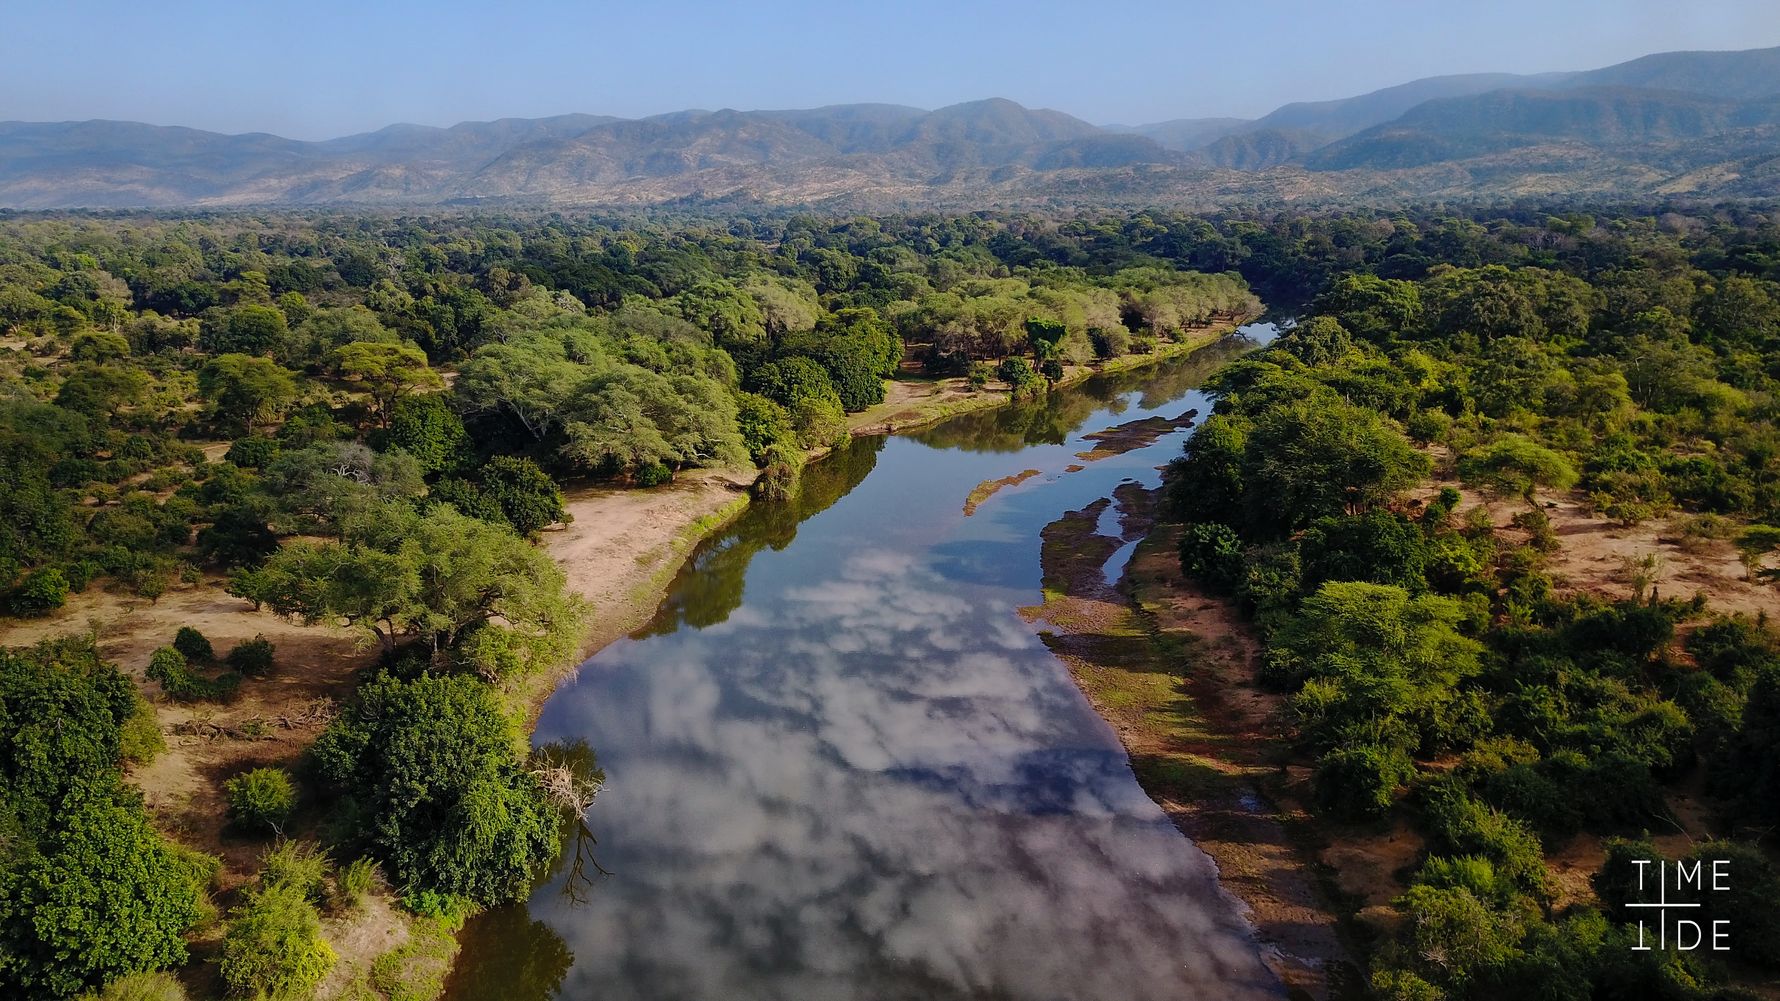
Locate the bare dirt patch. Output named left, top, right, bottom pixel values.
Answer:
left=0, top=578, right=375, bottom=882
left=542, top=467, right=754, bottom=663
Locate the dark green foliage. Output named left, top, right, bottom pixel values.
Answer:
left=1177, top=522, right=1244, bottom=593
left=310, top=672, right=561, bottom=905
left=635, top=462, right=672, bottom=487
left=145, top=646, right=240, bottom=704
left=224, top=435, right=281, bottom=470
left=225, top=636, right=276, bottom=678
left=1313, top=743, right=1413, bottom=820
left=0, top=640, right=206, bottom=997
left=198, top=505, right=279, bottom=569
left=225, top=768, right=297, bottom=834
left=172, top=627, right=213, bottom=664
left=735, top=392, right=795, bottom=466
left=1241, top=398, right=1429, bottom=536
left=473, top=456, right=565, bottom=536
left=8, top=567, right=70, bottom=616
left=1298, top=512, right=1428, bottom=593
left=200, top=304, right=288, bottom=356
left=377, top=393, right=471, bottom=475
left=1164, top=415, right=1245, bottom=524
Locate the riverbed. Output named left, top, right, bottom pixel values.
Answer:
left=446, top=326, right=1283, bottom=1001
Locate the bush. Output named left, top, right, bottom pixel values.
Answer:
left=119, top=694, right=165, bottom=765
left=146, top=646, right=241, bottom=703
left=173, top=626, right=214, bottom=663
left=225, top=636, right=276, bottom=678
left=1178, top=522, right=1245, bottom=593
left=337, top=857, right=377, bottom=911
left=310, top=672, right=563, bottom=905
left=76, top=971, right=188, bottom=1001
left=399, top=889, right=477, bottom=929
left=8, top=566, right=70, bottom=616
left=219, top=882, right=334, bottom=1001
left=1313, top=743, right=1413, bottom=820
left=258, top=840, right=330, bottom=903
left=634, top=462, right=672, bottom=488
left=226, top=768, right=297, bottom=834
left=225, top=435, right=281, bottom=469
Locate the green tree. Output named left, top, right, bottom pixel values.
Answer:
left=201, top=305, right=289, bottom=356
left=1459, top=434, right=1578, bottom=502
left=310, top=672, right=562, bottom=904
left=232, top=504, right=581, bottom=658
left=1243, top=398, right=1428, bottom=535
left=331, top=341, right=443, bottom=427
left=225, top=768, right=297, bottom=835
left=472, top=457, right=566, bottom=537
left=198, top=355, right=299, bottom=435
left=377, top=393, right=471, bottom=475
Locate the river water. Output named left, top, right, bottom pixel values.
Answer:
left=446, top=325, right=1284, bottom=1001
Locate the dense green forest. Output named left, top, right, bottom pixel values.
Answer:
left=1164, top=207, right=1780, bottom=999
left=0, top=208, right=1254, bottom=998
left=6, top=201, right=1780, bottom=998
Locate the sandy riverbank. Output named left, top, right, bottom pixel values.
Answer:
left=1019, top=488, right=1353, bottom=1001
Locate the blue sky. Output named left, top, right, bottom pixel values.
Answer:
left=2, top=0, right=1777, bottom=138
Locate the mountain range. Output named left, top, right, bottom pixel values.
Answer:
left=4, top=45, right=1780, bottom=210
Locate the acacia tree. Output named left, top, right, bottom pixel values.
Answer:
left=198, top=354, right=299, bottom=434
left=231, top=503, right=583, bottom=659
left=331, top=340, right=443, bottom=426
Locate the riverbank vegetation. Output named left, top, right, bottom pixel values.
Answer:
left=1161, top=206, right=1780, bottom=999
left=0, top=209, right=1253, bottom=998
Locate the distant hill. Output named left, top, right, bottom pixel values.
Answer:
left=1306, top=87, right=1780, bottom=170
left=2, top=44, right=1778, bottom=209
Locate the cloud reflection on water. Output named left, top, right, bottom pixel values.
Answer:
left=526, top=542, right=1280, bottom=1001
left=452, top=334, right=1289, bottom=1001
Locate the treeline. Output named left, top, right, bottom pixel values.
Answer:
left=0, top=212, right=1254, bottom=617
left=1164, top=208, right=1780, bottom=999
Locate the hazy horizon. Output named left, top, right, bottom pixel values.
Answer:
left=2, top=0, right=1777, bottom=140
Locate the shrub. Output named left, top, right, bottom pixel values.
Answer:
left=226, top=768, right=297, bottom=834
left=76, top=971, right=188, bottom=1001
left=119, top=694, right=165, bottom=764
left=1178, top=522, right=1245, bottom=593
left=146, top=646, right=241, bottom=703
left=145, top=646, right=191, bottom=693
left=310, top=672, right=562, bottom=905
left=634, top=462, right=672, bottom=488
left=399, top=889, right=478, bottom=929
left=225, top=435, right=281, bottom=469
left=8, top=566, right=70, bottom=616
left=173, top=626, right=214, bottom=663
left=225, top=636, right=276, bottom=678
left=337, top=857, right=377, bottom=911
left=219, top=882, right=334, bottom=1001
left=1313, top=743, right=1413, bottom=820
left=258, top=840, right=330, bottom=903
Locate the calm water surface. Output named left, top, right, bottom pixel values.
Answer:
left=447, top=327, right=1284, bottom=1001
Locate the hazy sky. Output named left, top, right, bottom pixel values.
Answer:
left=3, top=0, right=1777, bottom=138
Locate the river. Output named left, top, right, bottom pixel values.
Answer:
left=445, top=324, right=1284, bottom=1001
